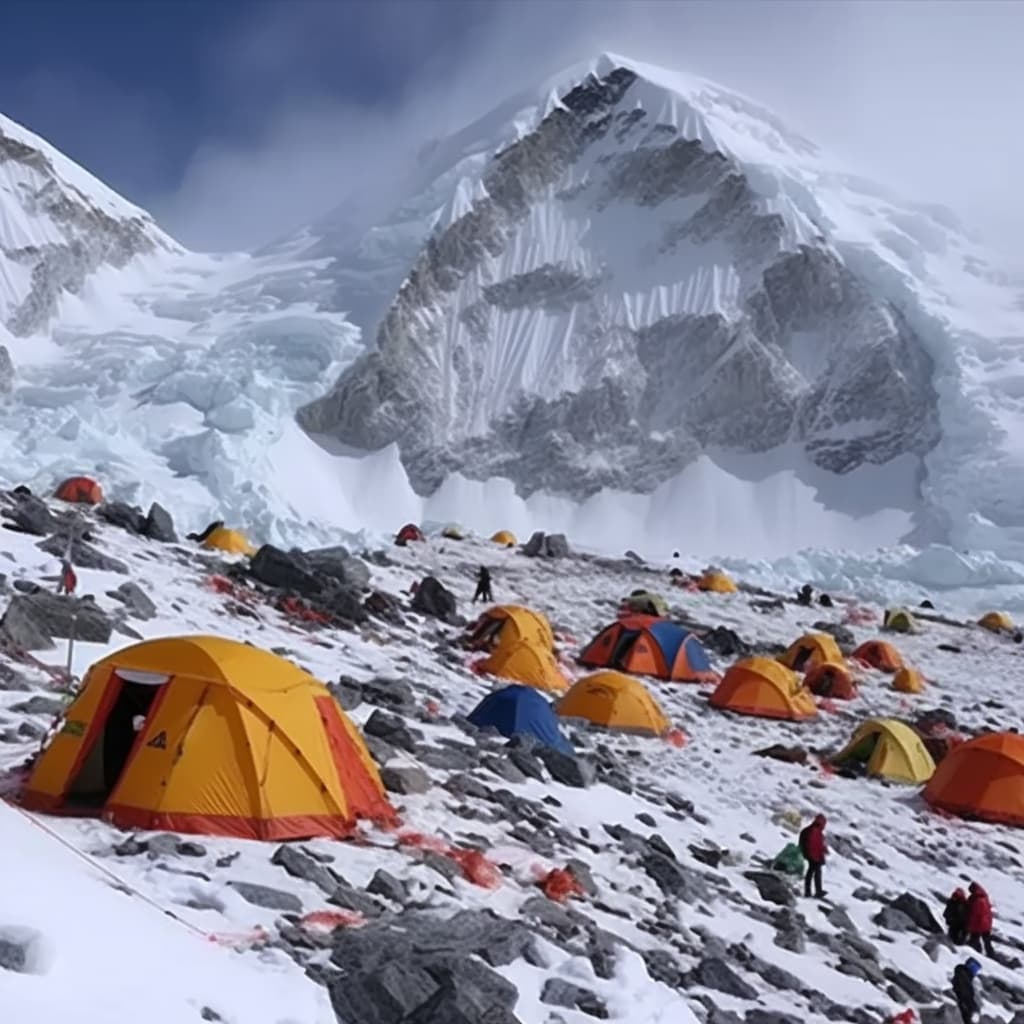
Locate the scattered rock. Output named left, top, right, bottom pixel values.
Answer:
left=380, top=765, right=430, bottom=795
left=365, top=590, right=404, bottom=622
left=744, top=871, right=795, bottom=907
left=0, top=591, right=113, bottom=650
left=642, top=850, right=710, bottom=902
left=144, top=502, right=177, bottom=542
left=251, top=545, right=320, bottom=593
left=536, top=747, right=593, bottom=788
left=813, top=621, right=856, bottom=650
left=361, top=677, right=417, bottom=712
left=10, top=694, right=64, bottom=717
left=38, top=533, right=128, bottom=573
left=107, top=580, right=157, bottom=620
left=754, top=744, right=808, bottom=765
left=693, top=957, right=758, bottom=999
left=701, top=626, right=751, bottom=658
left=410, top=576, right=457, bottom=621
left=523, top=532, right=570, bottom=559
left=98, top=501, right=147, bottom=534
left=366, top=869, right=408, bottom=904
left=889, top=892, right=942, bottom=934
left=330, top=675, right=364, bottom=710
left=2, top=494, right=56, bottom=536
left=228, top=881, right=303, bottom=913
left=541, top=979, right=608, bottom=1018
left=872, top=906, right=917, bottom=932
left=271, top=845, right=338, bottom=895
left=364, top=709, right=420, bottom=752
left=303, top=546, right=371, bottom=589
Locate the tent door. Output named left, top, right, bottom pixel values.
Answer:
left=610, top=629, right=639, bottom=668
left=65, top=678, right=166, bottom=808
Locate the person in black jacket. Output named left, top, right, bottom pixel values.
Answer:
left=472, top=566, right=493, bottom=604
left=944, top=888, right=969, bottom=944
left=952, top=958, right=982, bottom=1023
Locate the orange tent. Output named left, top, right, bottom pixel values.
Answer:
left=478, top=640, right=568, bottom=693
left=557, top=671, right=670, bottom=736
left=924, top=733, right=1024, bottom=826
left=710, top=657, right=817, bottom=720
left=805, top=662, right=859, bottom=700
left=465, top=605, right=555, bottom=654
left=21, top=635, right=394, bottom=840
left=853, top=640, right=905, bottom=672
left=55, top=476, right=103, bottom=505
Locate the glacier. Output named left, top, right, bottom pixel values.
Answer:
left=0, top=53, right=1023, bottom=582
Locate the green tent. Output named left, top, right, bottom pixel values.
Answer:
left=883, top=608, right=919, bottom=634
left=622, top=590, right=668, bottom=617
left=771, top=842, right=805, bottom=876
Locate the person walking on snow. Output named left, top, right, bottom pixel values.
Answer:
left=944, top=888, right=969, bottom=945
left=952, top=957, right=982, bottom=1023
left=798, top=813, right=827, bottom=898
left=473, top=566, right=493, bottom=604
left=965, top=882, right=994, bottom=956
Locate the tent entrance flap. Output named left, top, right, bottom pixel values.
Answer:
left=66, top=680, right=165, bottom=808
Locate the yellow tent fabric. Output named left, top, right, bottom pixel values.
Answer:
left=778, top=633, right=843, bottom=672
left=833, top=718, right=935, bottom=783
left=697, top=571, right=738, bottom=594
left=557, top=671, right=670, bottom=736
left=490, top=530, right=517, bottom=547
left=467, top=605, right=555, bottom=655
left=479, top=640, right=568, bottom=693
left=622, top=590, right=669, bottom=617
left=22, top=636, right=394, bottom=840
left=893, top=667, right=925, bottom=694
left=710, top=657, right=817, bottom=720
left=979, top=611, right=1015, bottom=633
left=442, top=525, right=465, bottom=540
left=201, top=526, right=256, bottom=556
left=883, top=608, right=919, bottom=634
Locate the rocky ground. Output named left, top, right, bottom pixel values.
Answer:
left=0, top=488, right=1021, bottom=1024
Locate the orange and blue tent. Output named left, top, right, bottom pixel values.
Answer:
left=578, top=616, right=718, bottom=683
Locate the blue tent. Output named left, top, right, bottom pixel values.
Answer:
left=468, top=685, right=573, bottom=753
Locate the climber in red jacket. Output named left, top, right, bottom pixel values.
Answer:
left=965, top=882, right=994, bottom=956
left=798, top=813, right=827, bottom=898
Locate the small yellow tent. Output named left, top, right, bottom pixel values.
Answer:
left=21, top=636, right=394, bottom=839
left=697, top=571, right=738, bottom=594
left=201, top=526, right=256, bottom=556
left=622, top=590, right=669, bottom=617
left=979, top=611, right=1015, bottom=633
left=883, top=608, right=919, bottom=634
left=557, top=671, right=669, bottom=736
left=893, top=667, right=925, bottom=694
left=478, top=640, right=568, bottom=693
left=490, top=530, right=517, bottom=547
left=465, top=605, right=555, bottom=653
left=778, top=633, right=843, bottom=672
left=442, top=524, right=466, bottom=540
left=833, top=718, right=935, bottom=783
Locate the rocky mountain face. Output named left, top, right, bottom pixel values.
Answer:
left=298, top=62, right=942, bottom=501
left=0, top=114, right=177, bottom=339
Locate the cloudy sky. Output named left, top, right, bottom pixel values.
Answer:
left=4, top=0, right=1021, bottom=264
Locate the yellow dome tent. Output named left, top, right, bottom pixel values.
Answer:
left=778, top=632, right=843, bottom=673
left=979, top=611, right=1015, bottom=633
left=883, top=608, right=919, bottom=634
left=201, top=526, right=256, bottom=556
left=478, top=640, right=568, bottom=693
left=490, top=530, right=517, bottom=547
left=833, top=718, right=935, bottom=783
left=893, top=667, right=925, bottom=694
left=710, top=657, right=817, bottom=720
left=441, top=524, right=466, bottom=540
left=697, top=570, right=738, bottom=593
left=22, top=636, right=394, bottom=840
left=465, top=605, right=555, bottom=654
left=557, top=671, right=670, bottom=736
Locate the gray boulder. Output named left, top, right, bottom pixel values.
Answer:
left=380, top=765, right=430, bottom=795
left=890, top=892, right=942, bottom=934
left=536, top=747, right=593, bottom=788
left=228, top=881, right=303, bottom=913
left=11, top=695, right=64, bottom=717
left=98, top=501, right=147, bottom=534
left=250, top=545, right=320, bottom=594
left=744, top=870, right=795, bottom=906
left=271, top=845, right=338, bottom=895
left=1, top=591, right=113, bottom=650
left=38, top=533, right=128, bottom=573
left=410, top=576, right=457, bottom=621
left=366, top=869, right=409, bottom=904
left=693, top=957, right=758, bottom=1000
left=3, top=494, right=56, bottom=536
left=872, top=906, right=917, bottom=932
left=303, top=546, right=371, bottom=589
left=107, top=581, right=157, bottom=620
left=541, top=978, right=607, bottom=1018
left=523, top=531, right=570, bottom=559
left=144, top=502, right=177, bottom=542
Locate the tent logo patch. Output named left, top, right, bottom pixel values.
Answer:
left=62, top=719, right=85, bottom=737
left=146, top=731, right=167, bottom=749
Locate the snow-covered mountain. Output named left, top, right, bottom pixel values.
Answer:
left=1, top=54, right=1023, bottom=563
